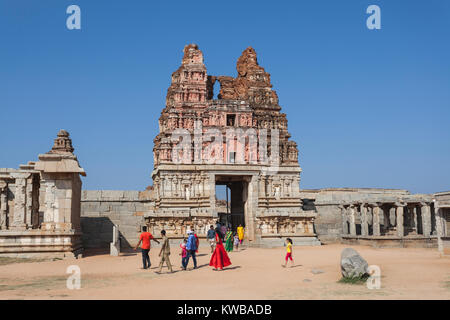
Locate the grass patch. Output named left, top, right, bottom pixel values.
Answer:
left=338, top=274, right=370, bottom=285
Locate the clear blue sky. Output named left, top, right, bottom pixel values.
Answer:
left=1, top=0, right=449, bottom=194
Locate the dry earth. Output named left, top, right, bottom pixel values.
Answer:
left=0, top=244, right=449, bottom=300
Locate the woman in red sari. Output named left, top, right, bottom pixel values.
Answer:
left=209, top=230, right=232, bottom=271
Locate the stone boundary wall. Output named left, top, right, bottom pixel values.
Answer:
left=81, top=188, right=437, bottom=249
left=80, top=190, right=153, bottom=249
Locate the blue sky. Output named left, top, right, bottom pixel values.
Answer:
left=0, top=0, right=449, bottom=194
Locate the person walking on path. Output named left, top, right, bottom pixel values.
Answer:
left=206, top=225, right=216, bottom=253
left=156, top=230, right=173, bottom=273
left=184, top=230, right=198, bottom=270
left=134, top=226, right=160, bottom=269
left=180, top=238, right=188, bottom=269
left=215, top=221, right=223, bottom=240
left=209, top=230, right=232, bottom=271
left=237, top=224, right=245, bottom=245
left=224, top=227, right=234, bottom=252
left=282, top=238, right=294, bottom=268
left=194, top=232, right=200, bottom=254
left=233, top=232, right=240, bottom=251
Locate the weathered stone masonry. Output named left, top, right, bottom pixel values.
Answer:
left=1, top=45, right=448, bottom=255
left=0, top=130, right=85, bottom=258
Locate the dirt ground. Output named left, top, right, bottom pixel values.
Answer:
left=0, top=244, right=449, bottom=300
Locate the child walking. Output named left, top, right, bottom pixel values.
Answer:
left=233, top=232, right=240, bottom=251
left=180, top=238, right=188, bottom=270
left=282, top=238, right=294, bottom=268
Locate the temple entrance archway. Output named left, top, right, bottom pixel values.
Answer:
left=215, top=175, right=249, bottom=232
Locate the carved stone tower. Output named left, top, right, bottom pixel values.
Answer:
left=148, top=44, right=320, bottom=246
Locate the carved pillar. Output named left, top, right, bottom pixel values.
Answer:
left=0, top=181, right=7, bottom=229
left=395, top=202, right=406, bottom=237
left=420, top=202, right=431, bottom=237
left=25, top=177, right=33, bottom=229
left=258, top=175, right=266, bottom=198
left=266, top=177, right=272, bottom=197
left=360, top=203, right=369, bottom=236
left=371, top=203, right=381, bottom=236
left=349, top=204, right=356, bottom=236
left=41, top=178, right=57, bottom=229
left=11, top=174, right=28, bottom=230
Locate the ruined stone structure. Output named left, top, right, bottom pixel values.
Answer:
left=300, top=188, right=438, bottom=247
left=434, top=191, right=450, bottom=255
left=0, top=130, right=85, bottom=258
left=148, top=44, right=319, bottom=246
left=1, top=45, right=448, bottom=255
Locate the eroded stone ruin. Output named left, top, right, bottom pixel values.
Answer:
left=150, top=44, right=318, bottom=246
left=1, top=45, right=449, bottom=258
left=0, top=130, right=85, bottom=258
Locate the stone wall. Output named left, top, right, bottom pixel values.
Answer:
left=80, top=187, right=441, bottom=249
left=80, top=190, right=154, bottom=249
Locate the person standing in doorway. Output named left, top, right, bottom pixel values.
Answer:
left=207, top=225, right=216, bottom=253
left=134, top=226, right=160, bottom=269
left=156, top=230, right=173, bottom=273
left=184, top=230, right=198, bottom=270
left=237, top=224, right=245, bottom=245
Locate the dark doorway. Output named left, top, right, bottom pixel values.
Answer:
left=215, top=175, right=247, bottom=231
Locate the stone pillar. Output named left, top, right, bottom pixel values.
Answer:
left=349, top=204, right=356, bottom=236
left=0, top=181, right=7, bottom=229
left=339, top=205, right=348, bottom=235
left=395, top=202, right=406, bottom=237
left=10, top=174, right=29, bottom=230
left=25, top=177, right=33, bottom=229
left=372, top=203, right=381, bottom=236
left=411, top=205, right=418, bottom=233
left=420, top=202, right=431, bottom=237
left=360, top=203, right=369, bottom=236
left=435, top=205, right=444, bottom=254
left=110, top=224, right=120, bottom=256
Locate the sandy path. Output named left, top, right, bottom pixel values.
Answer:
left=0, top=244, right=449, bottom=300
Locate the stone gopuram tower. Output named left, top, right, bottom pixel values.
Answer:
left=149, top=44, right=320, bottom=246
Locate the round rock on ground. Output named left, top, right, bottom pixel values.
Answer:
left=340, top=247, right=369, bottom=278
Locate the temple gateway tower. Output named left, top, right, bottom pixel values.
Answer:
left=148, top=44, right=320, bottom=246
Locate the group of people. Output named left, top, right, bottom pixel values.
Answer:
left=134, top=223, right=295, bottom=273
left=134, top=221, right=245, bottom=273
left=206, top=223, right=245, bottom=253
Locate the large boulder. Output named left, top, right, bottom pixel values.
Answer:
left=340, top=248, right=369, bottom=278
